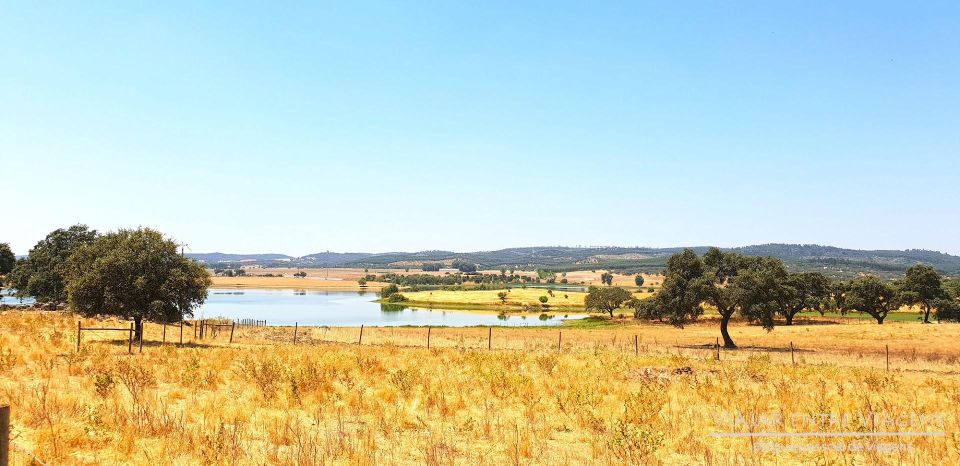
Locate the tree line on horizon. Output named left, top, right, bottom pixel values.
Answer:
left=585, top=248, right=960, bottom=348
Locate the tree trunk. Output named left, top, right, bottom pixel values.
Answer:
left=720, top=313, right=736, bottom=348
left=785, top=312, right=795, bottom=326
left=876, top=315, right=885, bottom=325
left=923, top=304, right=931, bottom=324
left=134, top=316, right=143, bottom=342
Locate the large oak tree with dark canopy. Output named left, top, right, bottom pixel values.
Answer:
left=702, top=248, right=787, bottom=348
left=66, top=228, right=211, bottom=341
left=839, top=276, right=899, bottom=324
left=9, top=224, right=99, bottom=303
left=899, top=264, right=948, bottom=323
left=635, top=249, right=710, bottom=326
left=775, top=272, right=831, bottom=325
left=639, top=247, right=788, bottom=349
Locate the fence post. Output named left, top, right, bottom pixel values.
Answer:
left=139, top=324, right=144, bottom=353
left=293, top=322, right=298, bottom=345
left=488, top=327, right=492, bottom=350
left=193, top=320, right=197, bottom=340
left=163, top=324, right=167, bottom=344
left=77, top=320, right=82, bottom=352
left=634, top=335, right=638, bottom=356
left=716, top=338, right=720, bottom=361
left=358, top=325, right=364, bottom=345
left=179, top=322, right=183, bottom=345
left=886, top=344, right=890, bottom=372
left=229, top=322, right=236, bottom=344
left=790, top=342, right=795, bottom=365
left=0, top=404, right=9, bottom=466
left=427, top=326, right=432, bottom=349
left=127, top=322, right=133, bottom=354
left=558, top=331, right=562, bottom=353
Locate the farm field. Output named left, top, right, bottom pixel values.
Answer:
left=209, top=275, right=390, bottom=290
left=2, top=310, right=959, bottom=465
left=394, top=288, right=653, bottom=311
left=208, top=268, right=660, bottom=292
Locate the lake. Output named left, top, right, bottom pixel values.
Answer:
left=0, top=291, right=35, bottom=306
left=197, top=288, right=585, bottom=327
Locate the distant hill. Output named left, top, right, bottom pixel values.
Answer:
left=189, top=244, right=960, bottom=278
left=187, top=252, right=295, bottom=264
left=300, top=252, right=375, bottom=266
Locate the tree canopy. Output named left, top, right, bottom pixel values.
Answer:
left=638, top=247, right=790, bottom=348
left=636, top=249, right=710, bottom=327
left=899, top=264, right=948, bottom=323
left=0, top=243, right=15, bottom=275
left=634, top=274, right=644, bottom=287
left=839, top=276, right=899, bottom=324
left=66, top=228, right=210, bottom=339
left=451, top=259, right=477, bottom=273
left=584, top=286, right=632, bottom=317
left=600, top=272, right=614, bottom=286
left=775, top=272, right=831, bottom=325
left=9, top=224, right=99, bottom=303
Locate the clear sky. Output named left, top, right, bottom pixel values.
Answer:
left=2, top=1, right=958, bottom=256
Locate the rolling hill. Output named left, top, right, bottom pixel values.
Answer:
left=189, top=244, right=960, bottom=278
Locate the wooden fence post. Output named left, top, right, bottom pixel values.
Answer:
left=488, top=327, right=492, bottom=350
left=293, top=322, right=298, bottom=345
left=427, top=326, right=432, bottom=349
left=358, top=325, right=364, bottom=345
left=790, top=342, right=795, bottom=365
left=558, top=331, right=562, bottom=353
left=634, top=335, right=638, bottom=355
left=716, top=338, right=720, bottom=361
left=127, top=322, right=133, bottom=354
left=139, top=324, right=144, bottom=353
left=229, top=322, right=236, bottom=344
left=0, top=404, right=9, bottom=466
left=163, top=324, right=167, bottom=344
left=193, top=320, right=197, bottom=340
left=886, top=344, right=890, bottom=372
left=77, top=320, right=82, bottom=352
left=179, top=322, right=183, bottom=345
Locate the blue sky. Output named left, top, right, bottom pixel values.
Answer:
left=2, top=1, right=958, bottom=256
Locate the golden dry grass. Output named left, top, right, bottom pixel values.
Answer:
left=210, top=275, right=392, bottom=290
left=560, top=271, right=661, bottom=288
left=1, top=310, right=959, bottom=465
left=209, top=268, right=661, bottom=291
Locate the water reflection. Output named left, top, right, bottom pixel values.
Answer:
left=196, top=288, right=585, bottom=327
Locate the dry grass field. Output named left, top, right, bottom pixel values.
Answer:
left=397, top=288, right=653, bottom=311
left=2, top=310, right=959, bottom=465
left=209, top=268, right=660, bottom=292
left=210, top=275, right=392, bottom=290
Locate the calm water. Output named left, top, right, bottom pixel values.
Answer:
left=198, top=288, right=584, bottom=327
left=0, top=291, right=34, bottom=306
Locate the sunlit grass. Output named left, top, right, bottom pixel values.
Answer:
left=0, top=310, right=958, bottom=464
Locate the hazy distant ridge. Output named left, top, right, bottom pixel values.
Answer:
left=188, top=244, right=960, bottom=278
